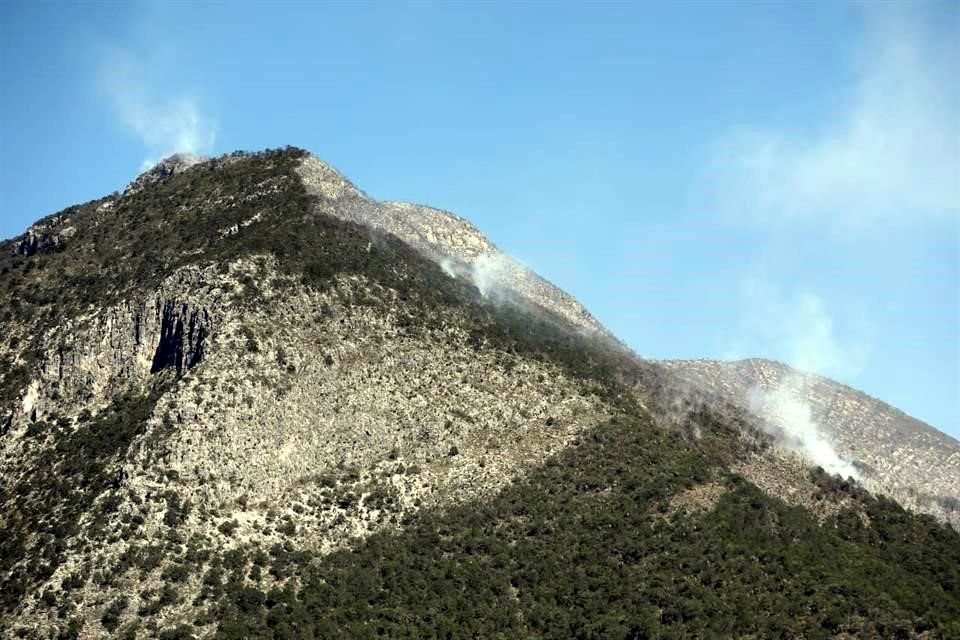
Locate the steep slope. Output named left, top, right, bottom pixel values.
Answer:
left=295, top=154, right=959, bottom=525
left=0, top=148, right=638, bottom=637
left=661, top=358, right=960, bottom=523
left=295, top=157, right=613, bottom=338
left=1, top=148, right=957, bottom=639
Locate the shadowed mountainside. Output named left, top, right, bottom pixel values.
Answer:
left=0, top=148, right=957, bottom=639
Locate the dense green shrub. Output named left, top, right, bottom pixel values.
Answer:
left=100, top=596, right=128, bottom=632
left=158, top=623, right=195, bottom=640
left=164, top=492, right=192, bottom=528
left=206, top=413, right=960, bottom=639
left=218, top=520, right=240, bottom=537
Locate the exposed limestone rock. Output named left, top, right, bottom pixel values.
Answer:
left=123, top=153, right=207, bottom=195
left=3, top=265, right=217, bottom=431
left=294, top=155, right=365, bottom=202
left=368, top=201, right=498, bottom=260
left=5, top=256, right=609, bottom=634
left=149, top=300, right=209, bottom=375
left=128, top=260, right=606, bottom=538
left=15, top=213, right=76, bottom=256
left=661, top=358, right=960, bottom=524
left=295, top=155, right=612, bottom=338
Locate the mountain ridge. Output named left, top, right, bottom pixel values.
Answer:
left=665, top=356, right=956, bottom=444
left=660, top=357, right=960, bottom=521
left=1, top=146, right=957, bottom=639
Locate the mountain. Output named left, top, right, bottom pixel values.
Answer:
left=1, top=147, right=958, bottom=639
left=661, top=358, right=960, bottom=523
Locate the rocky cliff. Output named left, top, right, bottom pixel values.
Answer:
left=20, top=269, right=213, bottom=425
left=1, top=147, right=957, bottom=639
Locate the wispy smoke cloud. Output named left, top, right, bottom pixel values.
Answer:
left=706, top=4, right=952, bottom=477
left=441, top=253, right=525, bottom=304
left=732, top=276, right=869, bottom=381
left=99, top=47, right=217, bottom=170
left=748, top=379, right=859, bottom=479
left=440, top=251, right=608, bottom=344
left=706, top=8, right=959, bottom=227
left=732, top=277, right=865, bottom=478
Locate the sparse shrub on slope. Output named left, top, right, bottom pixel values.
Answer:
left=2, top=149, right=957, bottom=638
left=201, top=411, right=960, bottom=639
left=0, top=392, right=159, bottom=614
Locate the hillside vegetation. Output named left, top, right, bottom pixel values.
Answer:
left=1, top=148, right=957, bottom=639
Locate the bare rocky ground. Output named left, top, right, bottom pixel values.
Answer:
left=1, top=255, right=607, bottom=637
left=1, top=149, right=956, bottom=637
left=660, top=358, right=960, bottom=525
left=295, top=156, right=613, bottom=339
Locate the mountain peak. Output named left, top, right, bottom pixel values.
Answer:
left=124, top=152, right=210, bottom=195
left=2, top=145, right=957, bottom=637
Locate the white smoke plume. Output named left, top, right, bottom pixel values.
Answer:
left=733, top=276, right=869, bottom=380
left=748, top=378, right=859, bottom=479
left=99, top=47, right=217, bottom=170
left=440, top=253, right=525, bottom=304
left=735, top=278, right=864, bottom=478
left=471, top=254, right=524, bottom=300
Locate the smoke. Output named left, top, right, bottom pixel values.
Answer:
left=439, top=257, right=458, bottom=279
left=733, top=276, right=869, bottom=381
left=472, top=254, right=525, bottom=300
left=734, top=277, right=864, bottom=478
left=99, top=47, right=217, bottom=170
left=440, top=253, right=525, bottom=304
left=748, top=378, right=859, bottom=479
left=706, top=5, right=959, bottom=228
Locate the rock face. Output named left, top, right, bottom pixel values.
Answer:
left=16, top=213, right=76, bottom=256
left=0, top=149, right=625, bottom=636
left=1, top=255, right=609, bottom=638
left=13, top=267, right=215, bottom=427
left=125, top=258, right=605, bottom=546
left=124, top=153, right=207, bottom=195
left=296, top=155, right=612, bottom=338
left=149, top=300, right=209, bottom=375
left=0, top=147, right=957, bottom=638
left=660, top=358, right=960, bottom=523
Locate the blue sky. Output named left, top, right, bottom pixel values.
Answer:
left=1, top=1, right=958, bottom=438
